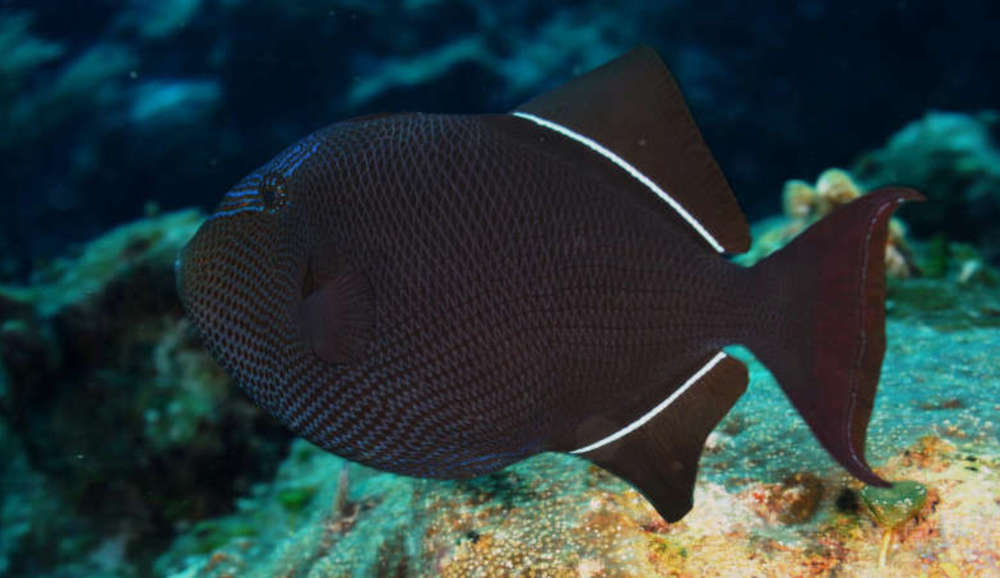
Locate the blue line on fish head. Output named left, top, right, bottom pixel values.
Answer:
left=208, top=133, right=322, bottom=221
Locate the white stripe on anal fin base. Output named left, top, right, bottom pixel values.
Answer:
left=511, top=111, right=725, bottom=253
left=570, top=351, right=729, bottom=454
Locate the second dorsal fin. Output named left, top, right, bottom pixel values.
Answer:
left=514, top=45, right=749, bottom=254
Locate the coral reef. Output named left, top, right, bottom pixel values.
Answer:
left=740, top=165, right=1000, bottom=287
left=854, top=111, right=1000, bottom=261
left=154, top=420, right=1000, bottom=576
left=344, top=3, right=634, bottom=111
left=117, top=0, right=204, bottom=40
left=151, top=274, right=1000, bottom=577
left=0, top=210, right=290, bottom=575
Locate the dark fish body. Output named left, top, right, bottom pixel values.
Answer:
left=178, top=47, right=920, bottom=521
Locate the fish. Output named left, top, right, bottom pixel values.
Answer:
left=177, top=45, right=921, bottom=522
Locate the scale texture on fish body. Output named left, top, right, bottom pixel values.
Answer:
left=178, top=46, right=920, bottom=522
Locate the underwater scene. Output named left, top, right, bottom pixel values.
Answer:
left=2, top=1, right=999, bottom=577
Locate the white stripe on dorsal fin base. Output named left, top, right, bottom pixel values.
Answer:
left=570, top=351, right=729, bottom=454
left=512, top=111, right=725, bottom=253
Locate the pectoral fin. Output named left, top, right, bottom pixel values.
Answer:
left=299, top=266, right=374, bottom=365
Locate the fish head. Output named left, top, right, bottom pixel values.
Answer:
left=177, top=137, right=322, bottom=412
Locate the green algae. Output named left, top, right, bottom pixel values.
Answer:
left=277, top=486, right=318, bottom=513
left=190, top=519, right=260, bottom=555
left=22, top=209, right=203, bottom=316
left=860, top=481, right=928, bottom=529
left=919, top=234, right=950, bottom=278
left=859, top=480, right=929, bottom=567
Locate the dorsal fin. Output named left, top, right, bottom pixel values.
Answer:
left=514, top=45, right=749, bottom=254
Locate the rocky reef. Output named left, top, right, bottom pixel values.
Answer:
left=0, top=210, right=291, bottom=576
left=152, top=435, right=1000, bottom=577
left=146, top=261, right=1000, bottom=576
left=854, top=111, right=1000, bottom=263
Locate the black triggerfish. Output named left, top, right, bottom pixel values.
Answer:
left=178, top=46, right=921, bottom=522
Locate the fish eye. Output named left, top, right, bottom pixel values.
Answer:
left=260, top=172, right=288, bottom=211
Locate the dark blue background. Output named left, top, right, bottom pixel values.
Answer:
left=3, top=0, right=998, bottom=278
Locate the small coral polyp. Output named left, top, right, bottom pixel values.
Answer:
left=782, top=168, right=862, bottom=223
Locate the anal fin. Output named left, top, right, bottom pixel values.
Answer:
left=579, top=352, right=747, bottom=522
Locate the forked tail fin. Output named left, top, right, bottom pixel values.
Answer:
left=746, top=187, right=923, bottom=486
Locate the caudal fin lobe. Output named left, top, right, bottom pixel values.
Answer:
left=747, top=187, right=923, bottom=486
